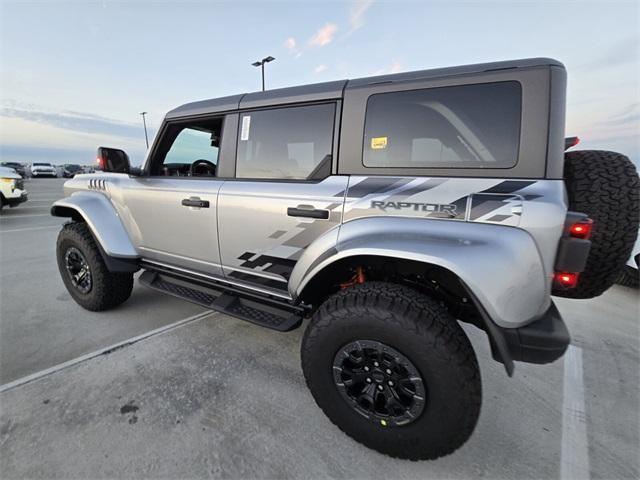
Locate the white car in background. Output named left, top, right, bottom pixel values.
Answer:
left=0, top=165, right=28, bottom=211
left=31, top=162, right=57, bottom=178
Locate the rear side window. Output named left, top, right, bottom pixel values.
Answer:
left=363, top=82, right=522, bottom=169
left=236, top=103, right=335, bottom=180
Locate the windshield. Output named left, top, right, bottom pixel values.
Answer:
left=65, top=164, right=82, bottom=171
left=33, top=163, right=52, bottom=167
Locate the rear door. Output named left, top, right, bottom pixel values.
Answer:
left=217, top=103, right=347, bottom=296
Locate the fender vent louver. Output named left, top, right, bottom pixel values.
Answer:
left=88, top=179, right=107, bottom=191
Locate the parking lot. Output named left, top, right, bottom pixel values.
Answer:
left=0, top=178, right=638, bottom=479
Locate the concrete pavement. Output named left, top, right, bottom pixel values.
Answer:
left=0, top=178, right=205, bottom=384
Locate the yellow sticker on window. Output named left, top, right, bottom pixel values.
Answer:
left=371, top=137, right=388, bottom=149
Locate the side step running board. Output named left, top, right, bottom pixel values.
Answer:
left=139, top=270, right=304, bottom=332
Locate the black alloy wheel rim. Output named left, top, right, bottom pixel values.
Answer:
left=333, top=340, right=426, bottom=426
left=64, top=247, right=92, bottom=294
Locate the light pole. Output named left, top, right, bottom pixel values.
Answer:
left=139, top=111, right=149, bottom=149
left=251, top=56, right=275, bottom=91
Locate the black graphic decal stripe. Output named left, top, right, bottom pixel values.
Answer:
left=486, top=214, right=512, bottom=223
left=469, top=194, right=518, bottom=221
left=384, top=178, right=448, bottom=202
left=480, top=180, right=536, bottom=194
left=237, top=252, right=296, bottom=280
left=343, top=177, right=412, bottom=199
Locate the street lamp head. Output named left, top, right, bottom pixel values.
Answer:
left=263, top=56, right=275, bottom=63
left=251, top=61, right=262, bottom=67
left=139, top=111, right=147, bottom=116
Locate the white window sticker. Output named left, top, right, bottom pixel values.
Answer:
left=240, top=115, right=251, bottom=141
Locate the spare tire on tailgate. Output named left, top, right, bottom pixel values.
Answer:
left=562, top=150, right=639, bottom=298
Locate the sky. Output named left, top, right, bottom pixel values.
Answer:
left=0, top=0, right=638, bottom=167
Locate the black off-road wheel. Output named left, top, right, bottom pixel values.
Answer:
left=301, top=282, right=481, bottom=460
left=563, top=150, right=640, bottom=298
left=56, top=222, right=133, bottom=311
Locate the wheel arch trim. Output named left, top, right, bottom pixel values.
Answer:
left=291, top=216, right=550, bottom=330
left=51, top=192, right=139, bottom=259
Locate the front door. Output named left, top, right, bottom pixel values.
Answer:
left=217, top=103, right=347, bottom=295
left=122, top=115, right=229, bottom=276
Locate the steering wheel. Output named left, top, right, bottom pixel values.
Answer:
left=190, top=159, right=216, bottom=177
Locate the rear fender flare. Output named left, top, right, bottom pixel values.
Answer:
left=291, top=216, right=549, bottom=330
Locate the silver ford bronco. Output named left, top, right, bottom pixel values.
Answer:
left=52, top=58, right=639, bottom=460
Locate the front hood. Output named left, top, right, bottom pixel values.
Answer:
left=0, top=167, right=20, bottom=179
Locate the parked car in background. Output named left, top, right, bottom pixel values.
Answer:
left=82, top=165, right=95, bottom=174
left=0, top=165, right=28, bottom=211
left=31, top=162, right=58, bottom=178
left=62, top=164, right=83, bottom=178
left=0, top=162, right=27, bottom=178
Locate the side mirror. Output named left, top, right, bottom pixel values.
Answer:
left=96, top=147, right=130, bottom=173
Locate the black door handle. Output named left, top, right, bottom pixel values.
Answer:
left=182, top=197, right=210, bottom=208
left=287, top=207, right=329, bottom=219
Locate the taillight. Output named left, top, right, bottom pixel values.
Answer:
left=564, top=136, right=580, bottom=150
left=569, top=218, right=593, bottom=240
left=554, top=272, right=579, bottom=289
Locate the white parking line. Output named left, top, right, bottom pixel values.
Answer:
left=0, top=213, right=51, bottom=219
left=0, top=225, right=60, bottom=233
left=561, top=345, right=590, bottom=480
left=0, top=310, right=214, bottom=393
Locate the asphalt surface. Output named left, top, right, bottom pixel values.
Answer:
left=0, top=178, right=638, bottom=479
left=0, top=178, right=205, bottom=385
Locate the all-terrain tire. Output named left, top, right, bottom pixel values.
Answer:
left=301, top=282, right=481, bottom=460
left=56, top=222, right=133, bottom=311
left=563, top=150, right=640, bottom=298
left=616, top=266, right=639, bottom=289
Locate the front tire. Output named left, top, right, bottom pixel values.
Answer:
left=56, top=222, right=133, bottom=311
left=301, top=282, right=481, bottom=460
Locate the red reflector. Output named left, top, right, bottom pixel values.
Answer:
left=569, top=219, right=593, bottom=239
left=555, top=272, right=579, bottom=288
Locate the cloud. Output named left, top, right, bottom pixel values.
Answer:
left=575, top=36, right=639, bottom=71
left=389, top=61, right=403, bottom=74
left=349, top=0, right=374, bottom=34
left=284, top=37, right=296, bottom=51
left=309, top=23, right=338, bottom=47
left=0, top=101, right=150, bottom=164
left=314, top=64, right=328, bottom=74
left=1, top=100, right=143, bottom=139
left=283, top=36, right=302, bottom=58
left=371, top=61, right=404, bottom=76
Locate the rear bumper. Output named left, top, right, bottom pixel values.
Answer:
left=494, top=302, right=570, bottom=365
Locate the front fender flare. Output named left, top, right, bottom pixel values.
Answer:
left=290, top=217, right=550, bottom=330
left=51, top=191, right=138, bottom=259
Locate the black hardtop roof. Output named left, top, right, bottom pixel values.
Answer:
left=166, top=57, right=563, bottom=119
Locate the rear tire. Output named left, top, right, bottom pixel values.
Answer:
left=616, top=266, right=639, bottom=289
left=56, top=222, right=133, bottom=311
left=301, top=282, right=481, bottom=460
left=563, top=150, right=640, bottom=298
